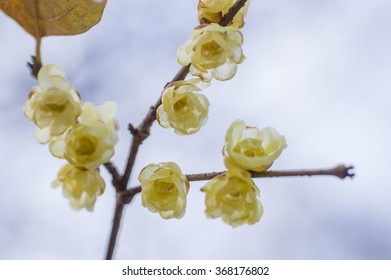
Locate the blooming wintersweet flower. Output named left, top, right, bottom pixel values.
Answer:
left=202, top=168, right=262, bottom=227
left=138, top=162, right=189, bottom=219
left=23, top=64, right=82, bottom=143
left=224, top=120, right=287, bottom=172
left=79, top=101, right=118, bottom=131
left=156, top=80, right=209, bottom=135
left=50, top=120, right=117, bottom=169
left=52, top=163, right=105, bottom=211
left=49, top=101, right=119, bottom=168
left=197, top=0, right=250, bottom=28
left=177, top=23, right=245, bottom=82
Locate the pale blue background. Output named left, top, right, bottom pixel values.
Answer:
left=0, top=0, right=390, bottom=259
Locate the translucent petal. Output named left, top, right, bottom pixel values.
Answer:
left=212, top=60, right=237, bottom=81
left=49, top=137, right=66, bottom=158
left=177, top=39, right=194, bottom=66
left=37, top=64, right=65, bottom=90
left=34, top=126, right=52, bottom=143
left=49, top=76, right=72, bottom=92
left=156, top=105, right=170, bottom=128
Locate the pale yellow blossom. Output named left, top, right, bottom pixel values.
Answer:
left=156, top=80, right=209, bottom=135
left=79, top=101, right=118, bottom=131
left=178, top=23, right=245, bottom=82
left=202, top=168, right=262, bottom=227
left=52, top=163, right=105, bottom=211
left=197, top=0, right=250, bottom=28
left=138, top=162, right=189, bottom=219
left=50, top=120, right=117, bottom=169
left=224, top=120, right=287, bottom=172
left=23, top=64, right=81, bottom=143
left=49, top=102, right=119, bottom=168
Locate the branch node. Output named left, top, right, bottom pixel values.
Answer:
left=27, top=56, right=42, bottom=78
left=128, top=123, right=137, bottom=135
left=120, top=186, right=142, bottom=204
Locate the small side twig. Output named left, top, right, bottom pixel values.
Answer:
left=103, top=162, right=121, bottom=190
left=27, top=55, right=42, bottom=79
left=187, top=164, right=355, bottom=181
left=122, top=165, right=355, bottom=200
left=28, top=0, right=42, bottom=78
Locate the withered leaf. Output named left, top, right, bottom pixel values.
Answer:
left=0, top=0, right=107, bottom=37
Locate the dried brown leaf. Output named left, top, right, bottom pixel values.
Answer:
left=0, top=0, right=107, bottom=37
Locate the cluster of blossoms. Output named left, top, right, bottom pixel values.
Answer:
left=203, top=120, right=286, bottom=226
left=24, top=65, right=118, bottom=211
left=156, top=0, right=248, bottom=135
left=138, top=120, right=286, bottom=227
left=137, top=0, right=287, bottom=228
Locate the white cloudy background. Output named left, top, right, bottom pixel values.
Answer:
left=0, top=0, right=390, bottom=259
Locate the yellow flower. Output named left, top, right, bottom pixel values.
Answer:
left=197, top=0, right=250, bottom=28
left=156, top=80, right=209, bottom=135
left=202, top=168, right=262, bottom=227
left=79, top=101, right=118, bottom=131
left=49, top=102, right=119, bottom=169
left=52, top=163, right=105, bottom=211
left=138, top=162, right=189, bottom=219
left=54, top=121, right=117, bottom=169
left=177, top=23, right=245, bottom=82
left=23, top=64, right=82, bottom=143
left=224, top=120, right=287, bottom=172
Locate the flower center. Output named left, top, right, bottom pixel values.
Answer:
left=201, top=41, right=224, bottom=57
left=74, top=136, right=97, bottom=155
left=174, top=96, right=190, bottom=113
left=233, top=139, right=265, bottom=157
left=225, top=191, right=242, bottom=201
left=156, top=181, right=175, bottom=194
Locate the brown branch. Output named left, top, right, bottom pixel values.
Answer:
left=103, top=162, right=121, bottom=191
left=220, top=0, right=248, bottom=27
left=104, top=64, right=192, bottom=260
left=104, top=0, right=250, bottom=260
left=105, top=194, right=125, bottom=260
left=187, top=164, right=355, bottom=181
left=121, top=65, right=191, bottom=190
left=122, top=165, right=355, bottom=200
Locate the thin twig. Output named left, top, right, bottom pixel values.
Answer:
left=123, top=165, right=355, bottom=199
left=27, top=0, right=42, bottom=77
left=103, top=162, right=121, bottom=190
left=187, top=164, right=355, bottom=181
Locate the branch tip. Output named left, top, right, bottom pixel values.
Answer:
left=335, top=165, right=355, bottom=179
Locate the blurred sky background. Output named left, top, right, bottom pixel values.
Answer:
left=0, top=0, right=390, bottom=259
